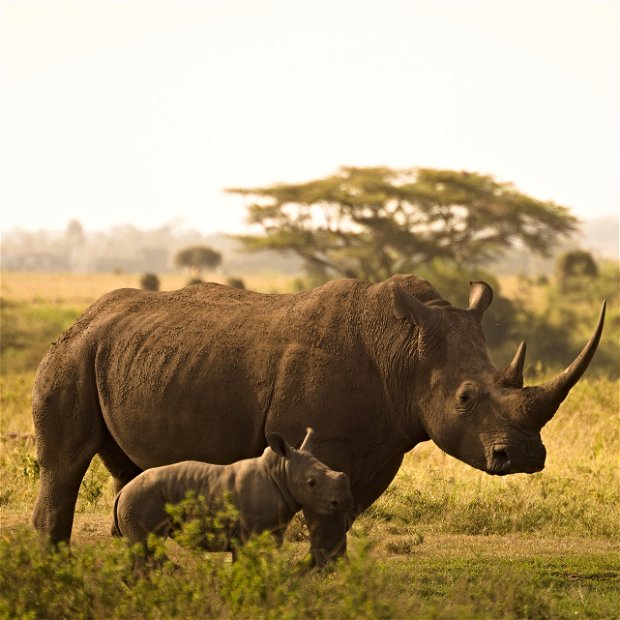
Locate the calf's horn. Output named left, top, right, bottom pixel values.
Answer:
left=299, top=427, right=314, bottom=452
left=526, top=301, right=606, bottom=428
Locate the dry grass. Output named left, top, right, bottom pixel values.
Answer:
left=0, top=271, right=300, bottom=305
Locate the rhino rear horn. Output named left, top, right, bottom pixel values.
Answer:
left=468, top=281, right=493, bottom=319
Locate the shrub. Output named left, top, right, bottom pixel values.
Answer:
left=139, top=273, right=160, bottom=291
left=225, top=277, right=245, bottom=289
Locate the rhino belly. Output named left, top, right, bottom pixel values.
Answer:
left=95, top=340, right=275, bottom=469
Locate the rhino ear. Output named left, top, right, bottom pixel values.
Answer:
left=266, top=433, right=290, bottom=458
left=391, top=283, right=437, bottom=328
left=468, top=281, right=493, bottom=319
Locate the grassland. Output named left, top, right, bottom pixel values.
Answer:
left=1, top=271, right=619, bottom=619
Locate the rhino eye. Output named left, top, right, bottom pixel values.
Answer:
left=307, top=477, right=317, bottom=488
left=456, top=383, right=478, bottom=412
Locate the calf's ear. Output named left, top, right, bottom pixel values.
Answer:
left=266, top=433, right=290, bottom=458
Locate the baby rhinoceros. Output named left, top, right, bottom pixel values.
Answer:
left=113, top=427, right=352, bottom=564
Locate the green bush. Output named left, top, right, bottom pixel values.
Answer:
left=0, top=527, right=395, bottom=619
left=139, top=273, right=160, bottom=291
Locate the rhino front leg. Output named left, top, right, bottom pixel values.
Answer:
left=32, top=452, right=96, bottom=544
left=353, top=453, right=404, bottom=516
left=31, top=368, right=104, bottom=545
left=302, top=509, right=348, bottom=567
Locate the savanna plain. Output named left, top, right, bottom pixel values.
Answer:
left=1, top=271, right=619, bottom=619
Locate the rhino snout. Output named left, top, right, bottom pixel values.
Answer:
left=328, top=494, right=354, bottom=512
left=486, top=443, right=546, bottom=475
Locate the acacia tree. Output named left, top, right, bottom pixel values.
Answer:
left=227, top=166, right=578, bottom=282
left=174, top=246, right=222, bottom=279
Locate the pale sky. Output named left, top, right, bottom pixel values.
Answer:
left=1, top=1, right=618, bottom=235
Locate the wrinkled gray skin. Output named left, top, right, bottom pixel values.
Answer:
left=113, top=428, right=352, bottom=560
left=32, top=274, right=605, bottom=566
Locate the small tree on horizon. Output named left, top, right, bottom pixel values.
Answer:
left=139, top=272, right=160, bottom=291
left=174, top=246, right=222, bottom=279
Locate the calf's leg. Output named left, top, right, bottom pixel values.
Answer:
left=302, top=509, right=348, bottom=568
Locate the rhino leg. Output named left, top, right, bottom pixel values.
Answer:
left=32, top=436, right=102, bottom=544
left=352, top=454, right=404, bottom=516
left=32, top=364, right=104, bottom=544
left=98, top=432, right=143, bottom=495
left=99, top=434, right=143, bottom=536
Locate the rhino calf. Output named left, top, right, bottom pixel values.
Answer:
left=113, top=428, right=352, bottom=564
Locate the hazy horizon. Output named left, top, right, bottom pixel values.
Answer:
left=2, top=2, right=618, bottom=236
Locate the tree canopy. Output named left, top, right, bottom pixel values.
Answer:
left=174, top=246, right=222, bottom=277
left=228, top=166, right=578, bottom=282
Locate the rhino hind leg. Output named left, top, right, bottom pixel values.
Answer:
left=98, top=432, right=143, bottom=494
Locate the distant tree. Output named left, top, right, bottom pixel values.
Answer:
left=139, top=273, right=160, bottom=291
left=226, top=277, right=246, bottom=289
left=186, top=277, right=203, bottom=286
left=228, top=166, right=578, bottom=282
left=556, top=250, right=599, bottom=290
left=65, top=219, right=85, bottom=246
left=174, top=246, right=222, bottom=279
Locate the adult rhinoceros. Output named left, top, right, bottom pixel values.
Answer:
left=32, top=275, right=605, bottom=565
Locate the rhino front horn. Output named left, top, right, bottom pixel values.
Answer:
left=526, top=301, right=606, bottom=428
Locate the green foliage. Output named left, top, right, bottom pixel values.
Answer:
left=1, top=527, right=618, bottom=619
left=139, top=272, right=160, bottom=291
left=174, top=246, right=222, bottom=276
left=0, top=301, right=83, bottom=373
left=229, top=166, right=577, bottom=282
left=165, top=491, right=239, bottom=550
left=77, top=457, right=110, bottom=511
left=536, top=260, right=619, bottom=375
left=225, top=276, right=246, bottom=289
left=21, top=454, right=40, bottom=482
left=556, top=249, right=599, bottom=291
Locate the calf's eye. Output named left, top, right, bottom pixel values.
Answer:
left=307, top=477, right=317, bottom=487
